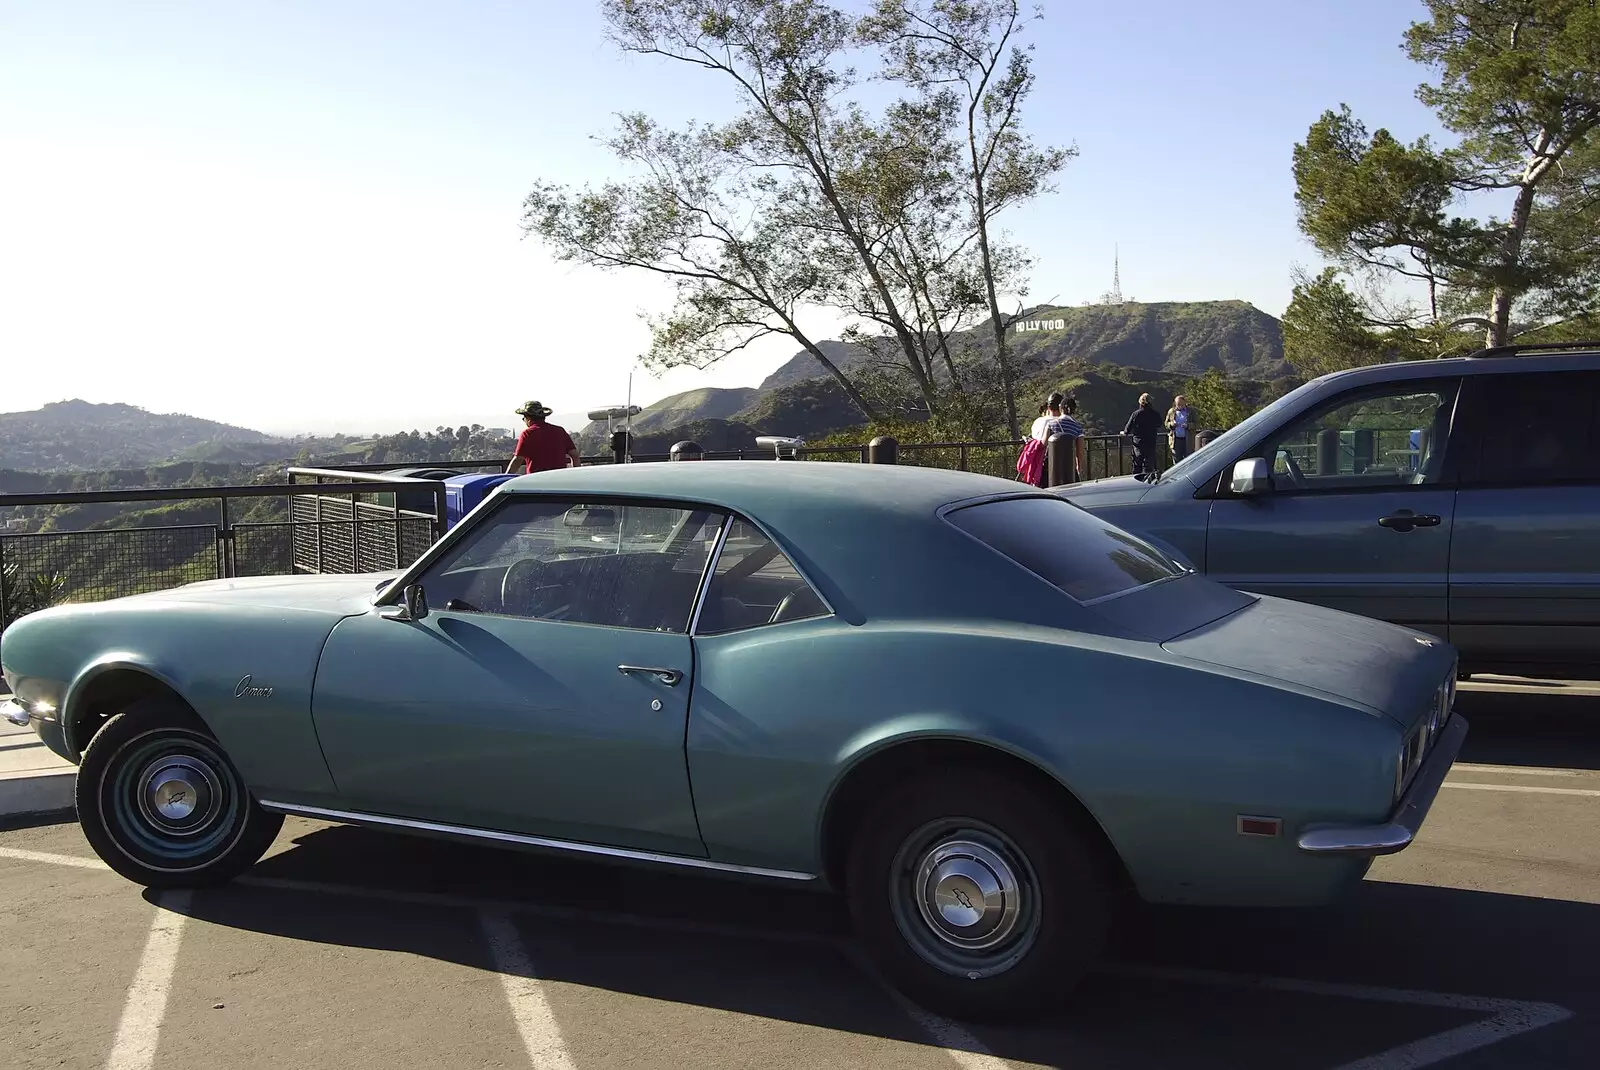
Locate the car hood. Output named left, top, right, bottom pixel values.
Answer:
left=1160, top=593, right=1454, bottom=725
left=1056, top=474, right=1157, bottom=508
left=132, top=571, right=402, bottom=613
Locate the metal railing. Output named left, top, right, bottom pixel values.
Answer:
left=297, top=434, right=1169, bottom=477
left=0, top=433, right=1176, bottom=634
left=0, top=477, right=447, bottom=633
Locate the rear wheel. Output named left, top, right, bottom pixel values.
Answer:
left=845, top=767, right=1115, bottom=1022
left=75, top=698, right=283, bottom=888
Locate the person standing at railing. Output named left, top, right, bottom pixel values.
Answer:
left=1121, top=393, right=1162, bottom=477
left=1165, top=394, right=1198, bottom=463
left=1015, top=402, right=1052, bottom=486
left=1044, top=393, right=1086, bottom=484
left=506, top=400, right=581, bottom=474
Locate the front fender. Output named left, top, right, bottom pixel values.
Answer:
left=4, top=598, right=349, bottom=798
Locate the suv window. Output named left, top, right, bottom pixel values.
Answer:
left=416, top=498, right=723, bottom=632
left=1254, top=380, right=1460, bottom=492
left=1457, top=370, right=1600, bottom=486
left=945, top=496, right=1188, bottom=603
left=696, top=518, right=829, bottom=634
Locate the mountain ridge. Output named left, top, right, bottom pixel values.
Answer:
left=583, top=299, right=1290, bottom=445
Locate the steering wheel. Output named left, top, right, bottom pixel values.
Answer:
left=1276, top=449, right=1308, bottom=489
left=501, top=558, right=547, bottom=615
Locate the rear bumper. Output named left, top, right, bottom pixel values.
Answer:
left=1297, top=714, right=1468, bottom=856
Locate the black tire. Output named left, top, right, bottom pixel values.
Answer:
left=845, top=767, right=1116, bottom=1022
left=75, top=698, right=283, bottom=889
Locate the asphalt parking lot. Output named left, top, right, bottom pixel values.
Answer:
left=4, top=680, right=1597, bottom=1070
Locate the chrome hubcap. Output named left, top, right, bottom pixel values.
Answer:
left=890, top=821, right=1040, bottom=979
left=136, top=756, right=221, bottom=834
left=915, top=840, right=1022, bottom=951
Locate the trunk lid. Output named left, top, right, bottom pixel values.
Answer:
left=1160, top=593, right=1454, bottom=725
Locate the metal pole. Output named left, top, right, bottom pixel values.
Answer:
left=217, top=497, right=231, bottom=579
left=0, top=534, right=9, bottom=629
left=314, top=474, right=325, bottom=574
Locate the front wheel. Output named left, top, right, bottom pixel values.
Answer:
left=76, top=698, right=283, bottom=888
left=845, top=768, right=1116, bottom=1022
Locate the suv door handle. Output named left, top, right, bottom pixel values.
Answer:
left=618, top=665, right=683, bottom=686
left=1377, top=512, right=1441, bottom=532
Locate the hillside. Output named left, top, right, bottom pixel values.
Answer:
left=614, top=387, right=760, bottom=434
left=0, top=400, right=281, bottom=471
left=758, top=301, right=1286, bottom=393
left=584, top=299, right=1290, bottom=446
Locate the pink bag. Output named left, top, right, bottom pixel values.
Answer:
left=1016, top=437, right=1044, bottom=484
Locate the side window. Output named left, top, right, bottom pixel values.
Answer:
left=1458, top=371, right=1600, bottom=487
left=695, top=518, right=829, bottom=635
left=415, top=499, right=723, bottom=633
left=1256, top=380, right=1460, bottom=492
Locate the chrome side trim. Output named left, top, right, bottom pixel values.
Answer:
left=686, top=518, right=731, bottom=636
left=258, top=800, right=820, bottom=882
left=1297, top=714, right=1468, bottom=856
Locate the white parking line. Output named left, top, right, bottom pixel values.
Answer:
left=1450, top=763, right=1585, bottom=778
left=0, top=845, right=110, bottom=869
left=479, top=909, right=578, bottom=1070
left=105, top=891, right=192, bottom=1070
left=1443, top=781, right=1600, bottom=797
left=0, top=844, right=1578, bottom=1069
left=1117, top=966, right=1573, bottom=1070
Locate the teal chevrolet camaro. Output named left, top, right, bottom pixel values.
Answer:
left=1, top=462, right=1464, bottom=1021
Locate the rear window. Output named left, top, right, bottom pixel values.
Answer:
left=945, top=496, right=1189, bottom=603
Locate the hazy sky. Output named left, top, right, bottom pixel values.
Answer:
left=2, top=1, right=1447, bottom=435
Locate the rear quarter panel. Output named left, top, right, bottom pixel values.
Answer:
left=2, top=598, right=345, bottom=797
left=686, top=617, right=1401, bottom=905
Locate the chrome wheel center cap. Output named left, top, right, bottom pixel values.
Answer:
left=914, top=839, right=1022, bottom=951
left=141, top=761, right=212, bottom=825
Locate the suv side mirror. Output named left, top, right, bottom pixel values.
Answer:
left=1231, top=457, right=1271, bottom=495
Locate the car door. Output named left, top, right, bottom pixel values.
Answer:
left=310, top=495, right=725, bottom=858
left=1447, top=368, right=1600, bottom=675
left=1203, top=377, right=1463, bottom=638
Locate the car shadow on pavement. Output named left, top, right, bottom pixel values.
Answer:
left=155, top=821, right=1596, bottom=1069
left=1455, top=688, right=1600, bottom=770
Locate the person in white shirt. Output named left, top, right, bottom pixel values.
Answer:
left=1029, top=402, right=1051, bottom=442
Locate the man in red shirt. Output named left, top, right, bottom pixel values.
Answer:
left=506, top=400, right=581, bottom=474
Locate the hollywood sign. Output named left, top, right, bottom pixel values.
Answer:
left=1013, top=318, right=1065, bottom=332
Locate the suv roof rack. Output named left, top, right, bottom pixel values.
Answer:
left=1465, top=339, right=1600, bottom=359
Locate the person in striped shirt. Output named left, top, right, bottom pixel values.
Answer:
left=1043, top=392, right=1086, bottom=484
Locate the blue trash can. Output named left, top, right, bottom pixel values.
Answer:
left=444, top=473, right=518, bottom=528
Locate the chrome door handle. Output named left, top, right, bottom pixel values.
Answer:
left=618, top=665, right=683, bottom=686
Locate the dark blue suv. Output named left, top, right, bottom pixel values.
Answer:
left=1059, top=342, right=1600, bottom=681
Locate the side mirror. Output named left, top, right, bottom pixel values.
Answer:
left=1230, top=457, right=1271, bottom=496
left=404, top=583, right=429, bottom=620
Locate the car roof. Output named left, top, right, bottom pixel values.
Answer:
left=1312, top=346, right=1600, bottom=389
left=499, top=459, right=1023, bottom=519
left=493, top=461, right=1085, bottom=625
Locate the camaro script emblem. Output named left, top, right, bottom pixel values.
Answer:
left=234, top=675, right=275, bottom=699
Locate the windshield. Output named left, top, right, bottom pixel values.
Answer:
left=1158, top=382, right=1315, bottom=485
